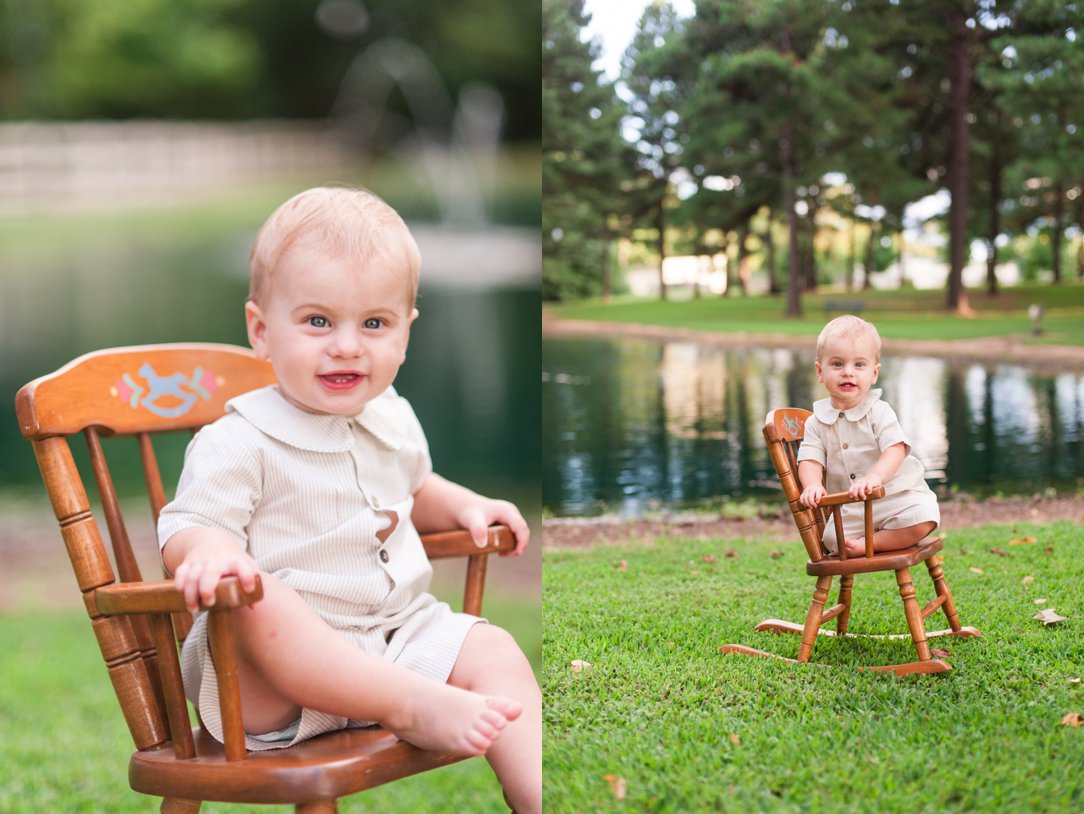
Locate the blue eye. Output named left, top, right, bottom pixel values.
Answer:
left=363, top=317, right=383, bottom=330
left=307, top=315, right=329, bottom=328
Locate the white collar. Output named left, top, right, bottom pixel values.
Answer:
left=812, top=388, right=882, bottom=424
left=227, top=386, right=405, bottom=452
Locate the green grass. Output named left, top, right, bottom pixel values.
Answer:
left=0, top=592, right=539, bottom=813
left=543, top=521, right=1084, bottom=813
left=547, top=282, right=1084, bottom=346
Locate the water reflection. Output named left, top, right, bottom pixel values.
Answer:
left=542, top=337, right=1084, bottom=517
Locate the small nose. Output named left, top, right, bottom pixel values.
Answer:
left=329, top=327, right=362, bottom=358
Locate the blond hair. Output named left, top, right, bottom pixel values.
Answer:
left=248, top=186, right=421, bottom=306
left=816, top=315, right=882, bottom=361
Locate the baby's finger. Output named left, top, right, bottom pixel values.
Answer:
left=180, top=565, right=203, bottom=613
left=233, top=557, right=259, bottom=593
left=461, top=509, right=488, bottom=548
left=504, top=514, right=530, bottom=556
left=197, top=566, right=223, bottom=609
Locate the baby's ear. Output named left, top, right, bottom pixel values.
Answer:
left=409, top=307, right=420, bottom=324
left=245, top=301, right=270, bottom=360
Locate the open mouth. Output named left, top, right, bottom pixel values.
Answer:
left=318, top=373, right=362, bottom=390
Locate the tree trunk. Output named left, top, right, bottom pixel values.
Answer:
left=780, top=25, right=801, bottom=318
left=655, top=204, right=668, bottom=301
left=986, top=123, right=1002, bottom=296
left=600, top=227, right=613, bottom=302
left=945, top=6, right=973, bottom=314
left=737, top=224, right=750, bottom=296
left=724, top=231, right=737, bottom=297
left=765, top=215, right=781, bottom=294
left=847, top=219, right=857, bottom=292
left=1076, top=183, right=1084, bottom=279
left=802, top=212, right=817, bottom=292
left=717, top=232, right=730, bottom=297
left=782, top=124, right=802, bottom=317
left=896, top=228, right=907, bottom=288
left=1051, top=179, right=1064, bottom=284
left=862, top=221, right=876, bottom=291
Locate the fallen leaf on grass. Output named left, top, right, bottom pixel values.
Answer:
left=1068, top=678, right=1081, bottom=686
left=1022, top=575, right=1034, bottom=585
left=570, top=659, right=593, bottom=672
left=931, top=648, right=953, bottom=658
left=728, top=732, right=741, bottom=746
left=1034, top=608, right=1067, bottom=625
left=1009, top=536, right=1037, bottom=545
left=769, top=550, right=784, bottom=558
left=604, top=774, right=627, bottom=800
left=1034, top=598, right=1047, bottom=605
left=702, top=554, right=717, bottom=563
left=616, top=560, right=628, bottom=571
left=990, top=548, right=1010, bottom=557
left=1059, top=712, right=1084, bottom=727
left=969, top=567, right=984, bottom=575
left=724, top=549, right=738, bottom=558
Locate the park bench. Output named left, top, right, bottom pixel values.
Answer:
left=823, top=299, right=865, bottom=315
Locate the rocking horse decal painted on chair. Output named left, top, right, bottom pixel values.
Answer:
left=113, top=363, right=220, bottom=418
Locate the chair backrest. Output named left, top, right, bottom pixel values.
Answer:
left=762, top=408, right=828, bottom=562
left=16, top=344, right=277, bottom=751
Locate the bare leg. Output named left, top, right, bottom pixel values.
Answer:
left=449, top=624, right=541, bottom=814
left=845, top=521, right=936, bottom=557
left=224, top=573, right=521, bottom=756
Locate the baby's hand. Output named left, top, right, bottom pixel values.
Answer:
left=848, top=473, right=884, bottom=500
left=171, top=536, right=260, bottom=613
left=457, top=498, right=530, bottom=557
left=800, top=483, right=827, bottom=508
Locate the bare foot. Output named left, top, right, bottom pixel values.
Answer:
left=844, top=537, right=867, bottom=557
left=385, top=685, right=522, bottom=756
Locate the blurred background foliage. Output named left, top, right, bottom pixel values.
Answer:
left=0, top=0, right=539, bottom=142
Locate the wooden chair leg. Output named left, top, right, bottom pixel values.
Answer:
left=797, top=575, right=833, bottom=662
left=296, top=802, right=339, bottom=814
left=925, top=554, right=962, bottom=632
left=836, top=575, right=854, bottom=635
left=895, top=568, right=931, bottom=661
left=161, top=799, right=201, bottom=814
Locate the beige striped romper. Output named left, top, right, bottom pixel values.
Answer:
left=796, top=389, right=940, bottom=554
left=157, top=385, right=482, bottom=751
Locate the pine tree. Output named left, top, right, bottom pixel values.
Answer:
left=542, top=0, right=629, bottom=301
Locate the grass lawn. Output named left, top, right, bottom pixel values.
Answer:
left=546, top=282, right=1084, bottom=347
left=543, top=520, right=1084, bottom=813
left=0, top=591, right=539, bottom=813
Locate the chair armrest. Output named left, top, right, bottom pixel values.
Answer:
left=93, top=576, right=264, bottom=616
left=421, top=525, right=515, bottom=559
left=817, top=485, right=885, bottom=507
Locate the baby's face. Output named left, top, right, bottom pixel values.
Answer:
left=246, top=244, right=417, bottom=416
left=815, top=333, right=880, bottom=410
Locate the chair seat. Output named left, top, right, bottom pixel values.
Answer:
left=129, top=727, right=464, bottom=805
left=806, top=537, right=943, bottom=576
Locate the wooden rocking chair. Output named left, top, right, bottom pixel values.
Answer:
left=721, top=408, right=979, bottom=676
left=15, top=343, right=517, bottom=813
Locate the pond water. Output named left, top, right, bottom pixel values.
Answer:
left=542, top=337, right=1084, bottom=517
left=0, top=224, right=540, bottom=509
